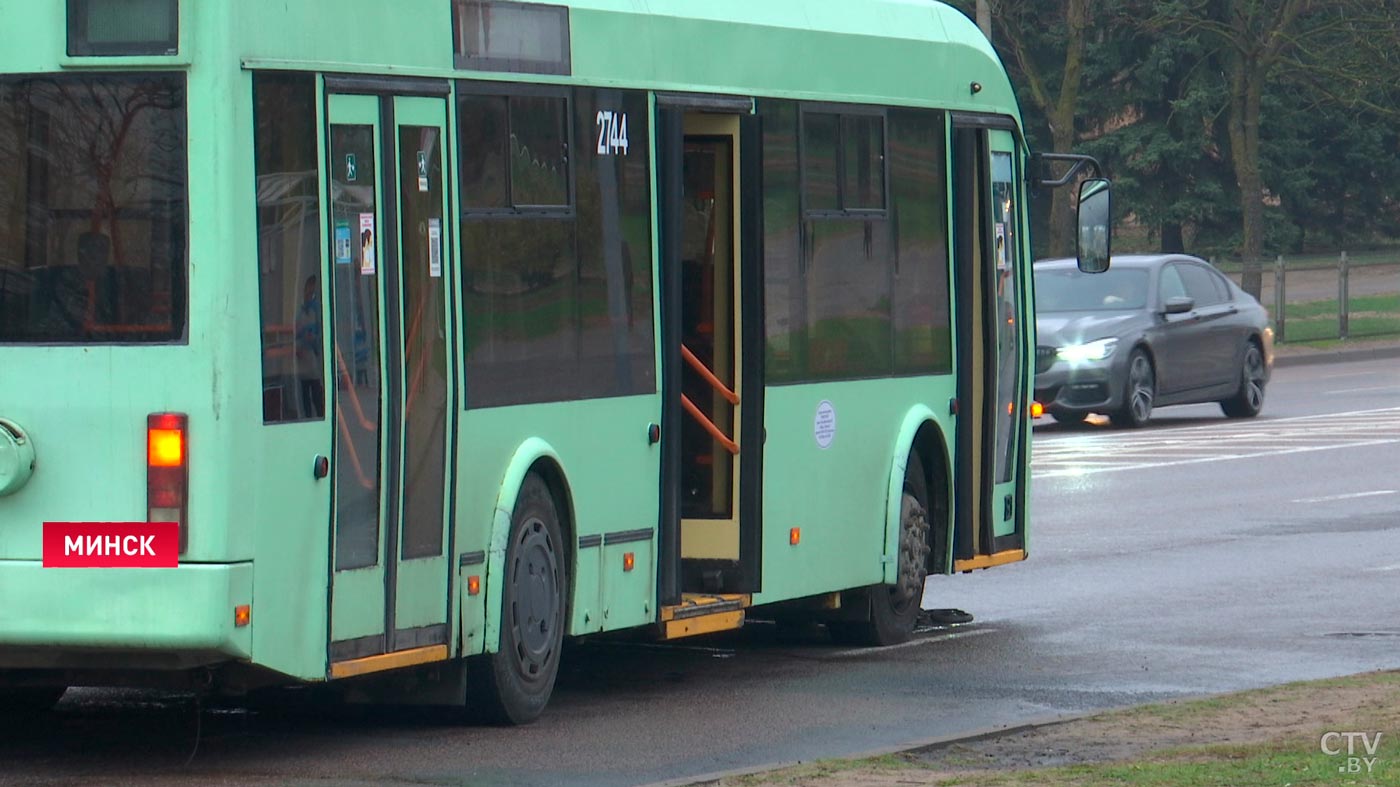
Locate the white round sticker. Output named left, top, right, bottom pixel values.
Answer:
left=814, top=400, right=837, bottom=450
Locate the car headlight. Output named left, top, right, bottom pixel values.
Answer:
left=1056, top=338, right=1119, bottom=363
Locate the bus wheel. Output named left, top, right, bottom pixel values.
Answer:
left=830, top=453, right=931, bottom=646
left=475, top=474, right=567, bottom=725
left=0, top=687, right=66, bottom=716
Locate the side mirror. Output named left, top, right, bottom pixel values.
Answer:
left=1162, top=296, right=1195, bottom=315
left=1076, top=178, right=1112, bottom=274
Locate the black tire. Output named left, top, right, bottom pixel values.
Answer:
left=1110, top=349, right=1155, bottom=428
left=1220, top=342, right=1267, bottom=419
left=828, top=453, right=931, bottom=647
left=1050, top=411, right=1088, bottom=425
left=474, top=474, right=567, bottom=725
left=0, top=687, right=65, bottom=718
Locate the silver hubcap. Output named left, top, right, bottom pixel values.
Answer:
left=1244, top=347, right=1265, bottom=410
left=1129, top=355, right=1154, bottom=422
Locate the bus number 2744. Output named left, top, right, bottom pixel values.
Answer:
left=596, top=110, right=629, bottom=156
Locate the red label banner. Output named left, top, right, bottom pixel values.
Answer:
left=43, top=522, right=179, bottom=568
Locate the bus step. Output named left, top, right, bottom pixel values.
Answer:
left=658, top=593, right=749, bottom=640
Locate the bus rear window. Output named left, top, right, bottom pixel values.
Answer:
left=0, top=73, right=187, bottom=343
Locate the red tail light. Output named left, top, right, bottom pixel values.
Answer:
left=147, top=413, right=188, bottom=553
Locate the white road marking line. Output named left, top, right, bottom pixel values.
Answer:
left=1033, top=438, right=1400, bottom=480
left=827, top=627, right=996, bottom=658
left=1290, top=490, right=1398, bottom=504
left=1325, top=385, right=1400, bottom=395
left=1319, top=370, right=1392, bottom=379
left=1364, top=564, right=1400, bottom=572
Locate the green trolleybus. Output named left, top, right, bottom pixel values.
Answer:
left=0, top=0, right=1110, bottom=722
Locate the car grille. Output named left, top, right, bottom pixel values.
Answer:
left=1035, top=346, right=1057, bottom=373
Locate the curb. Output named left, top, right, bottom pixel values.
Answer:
left=640, top=711, right=1098, bottom=787
left=1274, top=343, right=1400, bottom=368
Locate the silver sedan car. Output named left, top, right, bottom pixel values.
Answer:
left=1033, top=255, right=1274, bottom=427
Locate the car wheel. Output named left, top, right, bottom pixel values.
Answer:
left=1110, top=350, right=1155, bottom=428
left=1050, top=411, right=1088, bottom=425
left=828, top=453, right=930, bottom=647
left=472, top=474, right=567, bottom=725
left=1220, top=342, right=1267, bottom=419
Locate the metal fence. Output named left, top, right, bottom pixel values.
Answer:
left=1216, top=252, right=1400, bottom=344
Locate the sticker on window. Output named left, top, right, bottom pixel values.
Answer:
left=359, top=213, right=376, bottom=275
left=335, top=222, right=353, bottom=265
left=429, top=219, right=442, bottom=278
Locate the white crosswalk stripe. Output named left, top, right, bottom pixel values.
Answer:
left=1031, top=407, right=1400, bottom=479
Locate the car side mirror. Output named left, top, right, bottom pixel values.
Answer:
left=1076, top=178, right=1112, bottom=274
left=1162, top=296, right=1195, bottom=315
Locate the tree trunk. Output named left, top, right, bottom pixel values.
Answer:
left=1047, top=123, right=1077, bottom=257
left=1045, top=0, right=1089, bottom=258
left=1160, top=222, right=1185, bottom=253
left=1226, top=53, right=1266, bottom=297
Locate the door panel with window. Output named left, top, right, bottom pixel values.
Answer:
left=326, top=89, right=454, bottom=666
left=1171, top=262, right=1233, bottom=390
left=1177, top=263, right=1237, bottom=386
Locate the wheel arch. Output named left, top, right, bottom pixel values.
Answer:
left=482, top=439, right=576, bottom=655
left=883, top=408, right=953, bottom=585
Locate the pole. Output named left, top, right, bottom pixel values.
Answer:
left=1274, top=255, right=1286, bottom=344
left=1338, top=251, right=1349, bottom=340
left=977, top=0, right=992, bottom=39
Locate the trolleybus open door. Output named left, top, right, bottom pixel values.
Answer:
left=323, top=81, right=457, bottom=676
left=951, top=119, right=1029, bottom=569
left=656, top=99, right=764, bottom=628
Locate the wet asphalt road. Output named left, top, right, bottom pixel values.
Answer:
left=3, top=354, right=1398, bottom=787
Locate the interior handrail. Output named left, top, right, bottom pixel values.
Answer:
left=681, top=394, right=738, bottom=455
left=335, top=345, right=378, bottom=431
left=681, top=344, right=739, bottom=406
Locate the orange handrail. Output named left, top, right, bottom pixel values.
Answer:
left=335, top=345, right=378, bottom=431
left=335, top=404, right=376, bottom=490
left=681, top=394, right=738, bottom=455
left=681, top=344, right=739, bottom=405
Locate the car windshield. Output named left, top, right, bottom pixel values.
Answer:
left=1035, top=267, right=1149, bottom=312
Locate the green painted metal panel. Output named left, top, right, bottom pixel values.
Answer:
left=753, top=376, right=958, bottom=605
left=0, top=561, right=251, bottom=657
left=456, top=398, right=659, bottom=649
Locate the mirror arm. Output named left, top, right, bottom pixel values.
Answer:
left=1033, top=153, right=1104, bottom=189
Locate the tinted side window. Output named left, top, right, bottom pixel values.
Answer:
left=764, top=100, right=948, bottom=382
left=509, top=96, right=569, bottom=208
left=888, top=107, right=950, bottom=373
left=0, top=73, right=187, bottom=343
left=573, top=88, right=655, bottom=399
left=1178, top=263, right=1226, bottom=306
left=458, top=93, right=570, bottom=212
left=459, top=85, right=653, bottom=408
left=253, top=73, right=323, bottom=423
left=1159, top=265, right=1188, bottom=302
left=761, top=101, right=805, bottom=382
left=801, top=107, right=887, bottom=216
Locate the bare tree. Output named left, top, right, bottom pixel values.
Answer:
left=1159, top=0, right=1400, bottom=296
left=983, top=0, right=1093, bottom=257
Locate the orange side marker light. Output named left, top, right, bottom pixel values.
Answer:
left=789, top=527, right=801, bottom=546
left=148, top=428, right=184, bottom=467
left=234, top=605, right=251, bottom=627
left=623, top=552, right=635, bottom=572
left=1031, top=401, right=1044, bottom=419
left=467, top=575, right=481, bottom=595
